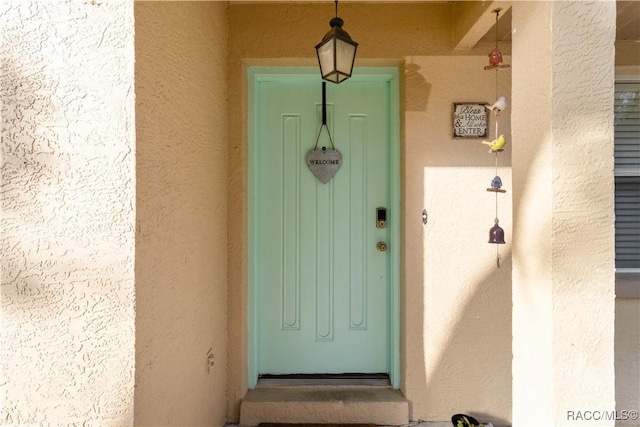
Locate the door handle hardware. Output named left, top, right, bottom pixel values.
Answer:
left=376, top=207, right=387, bottom=229
left=377, top=242, right=388, bottom=252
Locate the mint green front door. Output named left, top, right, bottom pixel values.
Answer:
left=249, top=68, right=399, bottom=383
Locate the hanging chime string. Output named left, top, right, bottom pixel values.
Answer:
left=313, top=81, right=336, bottom=150
left=490, top=9, right=503, bottom=268
left=495, top=9, right=500, bottom=51
left=495, top=150, right=500, bottom=268
left=494, top=67, right=501, bottom=268
left=494, top=68, right=500, bottom=222
left=495, top=67, right=499, bottom=123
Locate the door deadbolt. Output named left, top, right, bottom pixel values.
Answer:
left=376, top=207, right=387, bottom=229
left=377, top=242, right=388, bottom=252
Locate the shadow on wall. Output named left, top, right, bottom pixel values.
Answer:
left=1, top=36, right=135, bottom=424
left=1, top=58, right=50, bottom=303
left=405, top=62, right=431, bottom=112
left=406, top=158, right=513, bottom=425
left=404, top=55, right=513, bottom=424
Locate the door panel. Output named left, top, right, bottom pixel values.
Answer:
left=252, top=72, right=393, bottom=375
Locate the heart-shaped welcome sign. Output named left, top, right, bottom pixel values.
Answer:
left=306, top=148, right=342, bottom=184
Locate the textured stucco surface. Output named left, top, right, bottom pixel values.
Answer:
left=227, top=3, right=512, bottom=424
left=134, top=2, right=228, bottom=425
left=1, top=0, right=136, bottom=424
left=1, top=1, right=628, bottom=425
left=512, top=2, right=616, bottom=426
left=405, top=56, right=512, bottom=426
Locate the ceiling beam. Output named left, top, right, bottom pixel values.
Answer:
left=454, top=1, right=511, bottom=50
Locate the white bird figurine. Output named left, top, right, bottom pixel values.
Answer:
left=485, top=96, right=507, bottom=116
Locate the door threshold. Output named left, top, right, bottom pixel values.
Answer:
left=257, top=373, right=391, bottom=387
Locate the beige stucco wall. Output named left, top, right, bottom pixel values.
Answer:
left=227, top=3, right=512, bottom=424
left=1, top=0, right=136, bottom=424
left=512, top=2, right=617, bottom=426
left=2, top=1, right=631, bottom=425
left=134, top=2, right=228, bottom=425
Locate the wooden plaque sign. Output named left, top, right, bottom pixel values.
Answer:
left=453, top=103, right=488, bottom=138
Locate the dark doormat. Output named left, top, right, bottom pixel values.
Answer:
left=260, top=424, right=377, bottom=427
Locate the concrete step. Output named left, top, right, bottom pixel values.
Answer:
left=240, top=387, right=410, bottom=426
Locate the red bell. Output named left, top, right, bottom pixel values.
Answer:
left=489, top=218, right=505, bottom=244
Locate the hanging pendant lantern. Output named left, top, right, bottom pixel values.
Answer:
left=484, top=9, right=511, bottom=71
left=315, top=0, right=358, bottom=84
left=489, top=218, right=506, bottom=244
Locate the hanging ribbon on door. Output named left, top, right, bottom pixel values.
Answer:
left=307, top=82, right=342, bottom=184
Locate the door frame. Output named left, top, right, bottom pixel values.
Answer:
left=247, top=66, right=401, bottom=389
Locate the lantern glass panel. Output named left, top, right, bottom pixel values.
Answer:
left=316, top=38, right=334, bottom=78
left=336, top=38, right=356, bottom=75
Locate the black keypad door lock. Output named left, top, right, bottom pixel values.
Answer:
left=376, top=208, right=387, bottom=229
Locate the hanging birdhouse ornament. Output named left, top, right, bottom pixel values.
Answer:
left=488, top=48, right=503, bottom=66
left=484, top=9, right=511, bottom=71
left=487, top=175, right=506, bottom=193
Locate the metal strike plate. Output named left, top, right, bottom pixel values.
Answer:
left=376, top=208, right=387, bottom=229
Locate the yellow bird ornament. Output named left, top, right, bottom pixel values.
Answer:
left=482, top=134, right=506, bottom=152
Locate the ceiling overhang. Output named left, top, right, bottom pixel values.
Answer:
left=454, top=1, right=512, bottom=51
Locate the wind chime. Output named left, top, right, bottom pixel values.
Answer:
left=483, top=8, right=510, bottom=268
